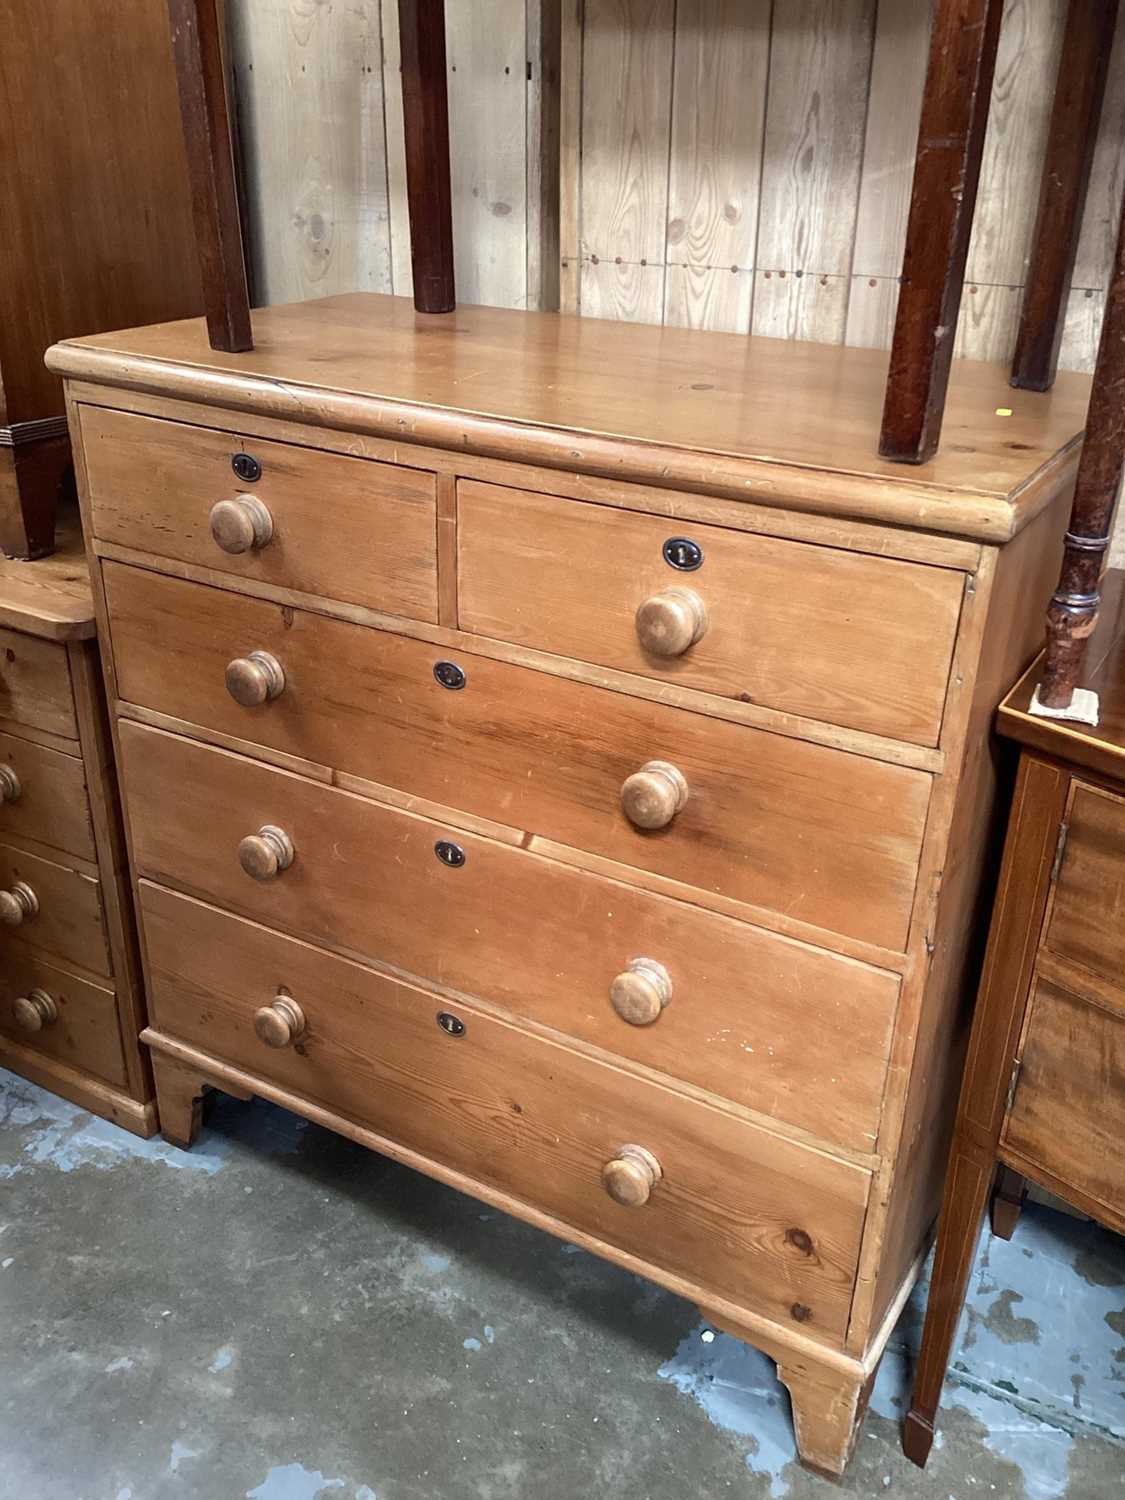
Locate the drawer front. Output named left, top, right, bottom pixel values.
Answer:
left=105, top=563, right=929, bottom=952
left=457, top=481, right=963, bottom=746
left=0, top=841, right=111, bottom=977
left=120, top=723, right=898, bottom=1152
left=0, top=948, right=125, bottom=1087
left=0, top=730, right=95, bottom=861
left=1003, top=977, right=1124, bottom=1217
left=0, top=628, right=77, bottom=739
left=142, top=882, right=870, bottom=1343
left=81, top=405, right=439, bottom=621
left=1045, top=782, right=1125, bottom=991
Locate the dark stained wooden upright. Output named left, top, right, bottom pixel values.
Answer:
left=879, top=0, right=1005, bottom=465
left=1011, top=0, right=1119, bottom=392
left=398, top=0, right=456, bottom=314
left=1039, top=187, right=1125, bottom=708
left=166, top=0, right=253, bottom=352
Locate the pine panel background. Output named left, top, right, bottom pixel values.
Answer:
left=226, top=0, right=1125, bottom=557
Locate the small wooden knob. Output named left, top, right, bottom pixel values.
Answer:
left=602, top=1144, right=662, bottom=1207
left=0, top=881, right=38, bottom=926
left=238, top=825, right=295, bottom=881
left=12, top=988, right=58, bottom=1032
left=621, top=761, right=689, bottom=830
left=210, top=495, right=274, bottom=554
left=635, top=587, right=708, bottom=657
left=610, top=959, right=672, bottom=1026
left=225, top=651, right=285, bottom=708
left=254, top=994, right=306, bottom=1048
left=0, top=764, right=21, bottom=803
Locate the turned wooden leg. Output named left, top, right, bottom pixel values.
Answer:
left=777, top=1353, right=878, bottom=1479
left=904, top=1144, right=996, bottom=1467
left=151, top=1051, right=210, bottom=1149
left=990, top=1164, right=1027, bottom=1241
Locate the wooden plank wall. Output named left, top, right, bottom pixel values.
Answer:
left=227, top=0, right=536, bottom=310
left=227, top=0, right=1125, bottom=553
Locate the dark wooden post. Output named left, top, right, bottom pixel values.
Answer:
left=398, top=0, right=456, bottom=314
left=1039, top=190, right=1125, bottom=709
left=1011, top=0, right=1119, bottom=392
left=166, top=0, right=252, bottom=352
left=879, top=0, right=1005, bottom=465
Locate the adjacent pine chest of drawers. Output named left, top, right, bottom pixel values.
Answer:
left=0, top=519, right=152, bottom=1133
left=48, top=293, right=1094, bottom=1476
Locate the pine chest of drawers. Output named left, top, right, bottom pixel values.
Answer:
left=47, top=293, right=1093, bottom=1475
left=0, top=520, right=152, bottom=1133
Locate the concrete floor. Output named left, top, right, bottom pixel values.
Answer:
left=1, top=1067, right=1122, bottom=1500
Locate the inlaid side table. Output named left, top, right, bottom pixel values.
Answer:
left=904, top=569, right=1125, bottom=1464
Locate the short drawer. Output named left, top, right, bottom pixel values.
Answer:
left=105, top=564, right=929, bottom=952
left=0, top=840, right=111, bottom=977
left=1003, top=976, right=1124, bottom=1220
left=80, top=405, right=438, bottom=621
left=0, top=948, right=126, bottom=1087
left=120, top=723, right=899, bottom=1152
left=457, top=481, right=963, bottom=747
left=142, top=882, right=870, bottom=1343
left=0, top=729, right=95, bottom=860
left=1044, top=781, right=1125, bottom=992
left=0, top=628, right=77, bottom=739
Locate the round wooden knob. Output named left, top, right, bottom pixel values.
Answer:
left=635, top=588, right=708, bottom=657
left=621, top=761, right=689, bottom=830
left=602, top=1144, right=663, bottom=1207
left=0, top=764, right=21, bottom=804
left=238, top=825, right=295, bottom=881
left=210, top=495, right=274, bottom=555
left=0, top=881, right=38, bottom=926
left=225, top=651, right=285, bottom=708
left=254, top=994, right=306, bottom=1048
left=12, top=988, right=58, bottom=1032
left=610, top=959, right=672, bottom=1026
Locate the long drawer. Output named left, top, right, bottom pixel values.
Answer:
left=104, top=562, right=929, bottom=952
left=0, top=628, right=77, bottom=739
left=0, top=947, right=125, bottom=1087
left=119, top=723, right=899, bottom=1152
left=457, top=480, right=964, bottom=746
left=141, top=881, right=870, bottom=1344
left=0, top=840, right=110, bottom=976
left=80, top=405, right=439, bottom=621
left=0, top=729, right=95, bottom=861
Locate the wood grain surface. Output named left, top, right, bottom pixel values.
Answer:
left=141, top=878, right=872, bottom=1343
left=118, top=720, right=900, bottom=1147
left=0, top=631, right=77, bottom=740
left=81, top=404, right=438, bottom=621
left=0, top=729, right=94, bottom=862
left=0, top=946, right=124, bottom=1088
left=0, top=839, right=109, bottom=977
left=458, top=479, right=962, bottom=745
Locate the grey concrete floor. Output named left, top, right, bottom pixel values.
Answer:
left=1, top=1067, right=1122, bottom=1500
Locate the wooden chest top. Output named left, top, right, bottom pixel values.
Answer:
left=46, top=292, right=1093, bottom=542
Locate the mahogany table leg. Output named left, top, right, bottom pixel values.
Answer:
left=904, top=1142, right=997, bottom=1466
left=398, top=0, right=456, bottom=314
left=990, top=1164, right=1028, bottom=1240
left=166, top=0, right=253, bottom=352
left=879, top=0, right=1005, bottom=465
left=1040, top=188, right=1125, bottom=709
left=1011, top=0, right=1119, bottom=392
